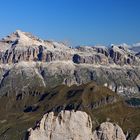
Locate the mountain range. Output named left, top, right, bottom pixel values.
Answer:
left=0, top=30, right=140, bottom=97
left=0, top=30, right=139, bottom=140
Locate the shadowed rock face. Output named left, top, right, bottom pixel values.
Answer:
left=27, top=110, right=127, bottom=140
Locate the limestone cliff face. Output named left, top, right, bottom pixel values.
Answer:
left=93, top=122, right=126, bottom=140
left=0, top=30, right=72, bottom=64
left=27, top=110, right=127, bottom=140
left=0, top=30, right=140, bottom=97
left=28, top=111, right=93, bottom=140
left=109, top=45, right=138, bottom=65
left=0, top=61, right=140, bottom=97
left=0, top=30, right=139, bottom=66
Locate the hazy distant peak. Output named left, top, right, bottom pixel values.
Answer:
left=133, top=42, right=140, bottom=47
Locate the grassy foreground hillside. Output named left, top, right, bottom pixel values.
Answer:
left=0, top=82, right=139, bottom=140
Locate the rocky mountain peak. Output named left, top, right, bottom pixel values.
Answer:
left=14, top=30, right=43, bottom=42
left=27, top=110, right=127, bottom=140
left=110, top=45, right=126, bottom=53
left=1, top=30, right=43, bottom=47
left=14, top=30, right=26, bottom=37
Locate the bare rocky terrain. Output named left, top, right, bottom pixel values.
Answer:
left=0, top=30, right=140, bottom=98
left=0, top=30, right=139, bottom=140
left=28, top=110, right=127, bottom=140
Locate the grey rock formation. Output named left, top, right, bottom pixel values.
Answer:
left=93, top=122, right=126, bottom=140
left=0, top=30, right=140, bottom=97
left=0, top=30, right=139, bottom=66
left=0, top=30, right=72, bottom=64
left=1, top=61, right=140, bottom=97
left=28, top=110, right=94, bottom=140
left=27, top=110, right=127, bottom=140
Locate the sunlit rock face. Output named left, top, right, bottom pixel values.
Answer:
left=0, top=30, right=140, bottom=97
left=0, top=30, right=72, bottom=64
left=93, top=122, right=126, bottom=140
left=0, top=30, right=139, bottom=65
left=28, top=110, right=94, bottom=140
left=27, top=110, right=126, bottom=140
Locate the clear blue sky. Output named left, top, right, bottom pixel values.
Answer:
left=0, top=0, right=140, bottom=46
